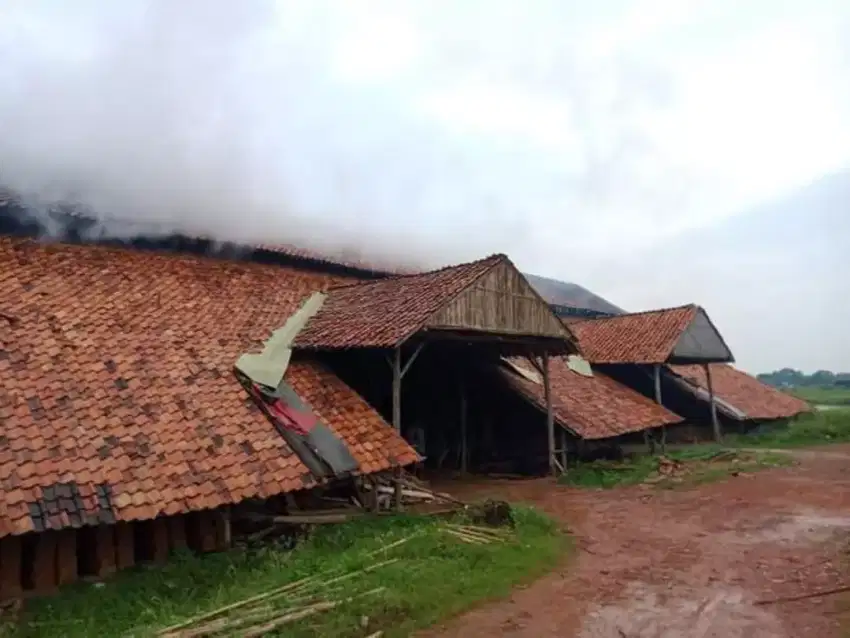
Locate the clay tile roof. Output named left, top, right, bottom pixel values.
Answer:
left=502, top=358, right=682, bottom=440
left=669, top=364, right=812, bottom=420
left=570, top=305, right=700, bottom=364
left=0, top=237, right=415, bottom=537
left=294, top=254, right=507, bottom=349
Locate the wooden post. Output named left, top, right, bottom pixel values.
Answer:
left=30, top=532, right=59, bottom=594
left=542, top=352, right=556, bottom=476
left=459, top=379, right=468, bottom=475
left=559, top=427, right=567, bottom=471
left=391, top=347, right=403, bottom=511
left=655, top=364, right=666, bottom=453
left=93, top=525, right=117, bottom=578
left=705, top=363, right=722, bottom=441
left=167, top=515, right=188, bottom=553
left=55, top=529, right=78, bottom=586
left=114, top=522, right=135, bottom=570
left=0, top=536, right=23, bottom=600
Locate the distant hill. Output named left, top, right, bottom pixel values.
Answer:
left=524, top=272, right=624, bottom=314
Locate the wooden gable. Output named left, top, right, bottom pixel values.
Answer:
left=425, top=259, right=571, bottom=339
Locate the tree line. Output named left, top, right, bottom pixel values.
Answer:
left=757, top=368, right=850, bottom=388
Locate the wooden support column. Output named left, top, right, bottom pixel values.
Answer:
left=150, top=518, right=170, bottom=562
left=212, top=508, right=232, bottom=551
left=705, top=363, right=722, bottom=442
left=654, top=364, right=666, bottom=454
left=167, top=515, right=188, bottom=553
left=30, top=532, right=59, bottom=595
left=55, top=529, right=78, bottom=586
left=391, top=347, right=403, bottom=511
left=386, top=343, right=426, bottom=510
left=542, top=352, right=557, bottom=476
left=114, top=522, right=135, bottom=570
left=459, top=379, right=468, bottom=475
left=92, top=525, right=117, bottom=578
left=559, top=427, right=568, bottom=471
left=0, top=535, right=23, bottom=600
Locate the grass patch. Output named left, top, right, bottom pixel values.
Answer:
left=5, top=508, right=566, bottom=638
left=727, top=408, right=850, bottom=449
left=790, top=385, right=850, bottom=407
left=559, top=444, right=790, bottom=490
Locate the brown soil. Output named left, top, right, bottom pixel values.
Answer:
left=420, top=446, right=850, bottom=638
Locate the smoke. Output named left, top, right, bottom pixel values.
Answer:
left=0, top=0, right=676, bottom=272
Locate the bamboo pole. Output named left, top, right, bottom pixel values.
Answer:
left=542, top=352, right=556, bottom=476
left=460, top=378, right=468, bottom=475
left=705, top=363, right=722, bottom=442
left=655, top=364, right=666, bottom=453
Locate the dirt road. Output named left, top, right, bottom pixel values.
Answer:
left=423, top=446, right=850, bottom=637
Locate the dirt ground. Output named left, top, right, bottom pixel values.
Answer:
left=421, top=445, right=850, bottom=638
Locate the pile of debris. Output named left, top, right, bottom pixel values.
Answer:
left=232, top=470, right=467, bottom=546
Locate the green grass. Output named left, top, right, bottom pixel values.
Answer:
left=5, top=508, right=566, bottom=638
left=789, top=385, right=850, bottom=406
left=558, top=444, right=790, bottom=490
left=727, top=408, right=850, bottom=449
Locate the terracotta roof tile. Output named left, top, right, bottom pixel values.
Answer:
left=669, top=364, right=812, bottom=420
left=570, top=305, right=699, bottom=364
left=287, top=360, right=419, bottom=470
left=502, top=358, right=682, bottom=439
left=294, top=254, right=505, bottom=349
left=0, top=237, right=415, bottom=537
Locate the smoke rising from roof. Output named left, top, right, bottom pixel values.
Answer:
left=0, top=1, right=681, bottom=272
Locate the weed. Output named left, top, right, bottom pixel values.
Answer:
left=9, top=507, right=566, bottom=638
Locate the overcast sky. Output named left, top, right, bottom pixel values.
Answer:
left=0, top=0, right=848, bottom=373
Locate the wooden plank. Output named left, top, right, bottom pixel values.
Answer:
left=391, top=347, right=403, bottom=512
left=0, top=535, right=23, bottom=600
left=55, top=529, right=78, bottom=586
left=460, top=379, right=468, bottom=474
left=30, top=532, right=59, bottom=594
left=114, top=522, right=135, bottom=571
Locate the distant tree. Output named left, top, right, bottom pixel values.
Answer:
left=758, top=368, right=849, bottom=387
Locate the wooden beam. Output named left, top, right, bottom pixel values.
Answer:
left=460, top=379, right=468, bottom=474
left=542, top=352, right=556, bottom=476
left=654, top=364, right=666, bottom=454
left=114, top=522, right=135, bottom=571
left=30, top=532, right=59, bottom=595
left=391, top=347, right=403, bottom=511
left=401, top=343, right=425, bottom=379
left=559, top=427, right=567, bottom=471
left=705, top=363, right=722, bottom=442
left=55, top=529, right=78, bottom=587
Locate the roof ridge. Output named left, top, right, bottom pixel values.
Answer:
left=324, top=253, right=506, bottom=292
left=570, top=303, right=698, bottom=325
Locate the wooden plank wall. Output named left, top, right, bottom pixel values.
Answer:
left=427, top=261, right=569, bottom=338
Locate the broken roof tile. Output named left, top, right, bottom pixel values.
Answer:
left=0, top=237, right=416, bottom=537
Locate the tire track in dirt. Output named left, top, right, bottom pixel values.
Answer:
left=421, top=446, right=850, bottom=637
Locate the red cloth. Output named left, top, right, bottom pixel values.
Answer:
left=252, top=384, right=317, bottom=436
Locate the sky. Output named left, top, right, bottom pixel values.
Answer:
left=0, top=0, right=848, bottom=373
